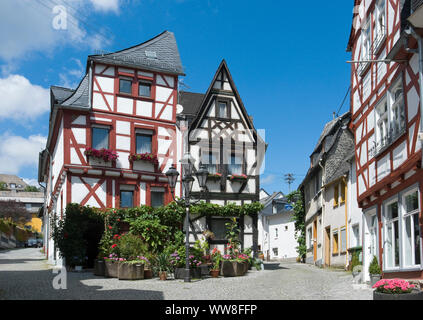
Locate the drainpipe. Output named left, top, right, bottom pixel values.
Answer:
left=318, top=159, right=325, bottom=266
left=343, top=175, right=349, bottom=270
left=405, top=27, right=423, bottom=155
left=44, top=148, right=54, bottom=262
left=38, top=179, right=46, bottom=255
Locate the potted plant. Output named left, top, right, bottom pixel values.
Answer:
left=85, top=147, right=118, bottom=167
left=170, top=246, right=203, bottom=279
left=118, top=256, right=148, bottom=280
left=207, top=173, right=222, bottom=181
left=373, top=279, right=423, bottom=300
left=210, top=248, right=221, bottom=278
left=104, top=253, right=120, bottom=278
left=155, top=253, right=170, bottom=280
left=369, top=255, right=381, bottom=286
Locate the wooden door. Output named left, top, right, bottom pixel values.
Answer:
left=325, top=227, right=331, bottom=267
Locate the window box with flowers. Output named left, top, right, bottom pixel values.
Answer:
left=208, top=173, right=222, bottom=181
left=228, top=174, right=248, bottom=183
left=373, top=279, right=423, bottom=300
left=129, top=153, right=158, bottom=172
left=85, top=148, right=119, bottom=167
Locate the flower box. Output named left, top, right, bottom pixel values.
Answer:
left=220, top=261, right=247, bottom=277
left=228, top=174, right=248, bottom=182
left=174, top=267, right=202, bottom=279
left=85, top=148, right=118, bottom=167
left=118, top=263, right=144, bottom=280
left=105, top=260, right=119, bottom=278
left=129, top=153, right=158, bottom=172
left=207, top=173, right=222, bottom=181
left=373, top=290, right=423, bottom=300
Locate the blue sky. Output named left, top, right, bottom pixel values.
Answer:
left=0, top=0, right=353, bottom=193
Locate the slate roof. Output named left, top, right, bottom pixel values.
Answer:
left=412, top=0, right=423, bottom=10
left=51, top=86, right=74, bottom=104
left=0, top=174, right=28, bottom=189
left=178, top=91, right=204, bottom=116
left=60, top=74, right=90, bottom=109
left=88, top=31, right=184, bottom=76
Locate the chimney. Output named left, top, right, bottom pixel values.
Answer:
left=333, top=112, right=336, bottom=120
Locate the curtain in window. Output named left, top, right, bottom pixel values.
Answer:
left=92, top=128, right=109, bottom=149
left=136, top=134, right=152, bottom=154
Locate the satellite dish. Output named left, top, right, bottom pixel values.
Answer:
left=176, top=104, right=184, bottom=114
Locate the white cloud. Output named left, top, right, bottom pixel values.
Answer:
left=90, top=0, right=120, bottom=13
left=0, top=74, right=49, bottom=121
left=0, top=0, right=113, bottom=63
left=0, top=134, right=47, bottom=175
left=261, top=174, right=276, bottom=185
left=59, top=58, right=85, bottom=89
left=22, top=178, right=40, bottom=187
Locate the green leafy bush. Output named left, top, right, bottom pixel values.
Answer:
left=369, top=255, right=381, bottom=275
left=117, top=233, right=148, bottom=261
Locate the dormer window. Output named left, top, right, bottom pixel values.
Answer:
left=119, top=78, right=132, bottom=94
left=10, top=183, right=16, bottom=189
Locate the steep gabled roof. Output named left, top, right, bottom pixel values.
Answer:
left=178, top=91, right=204, bottom=116
left=60, top=74, right=90, bottom=109
left=51, top=86, right=74, bottom=104
left=189, top=60, right=255, bottom=132
left=88, top=31, right=184, bottom=76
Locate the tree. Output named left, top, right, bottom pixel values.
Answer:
left=0, top=200, right=32, bottom=224
left=286, top=190, right=306, bottom=263
left=24, top=185, right=39, bottom=192
left=0, top=182, right=7, bottom=191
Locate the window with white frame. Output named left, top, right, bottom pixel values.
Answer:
left=374, top=78, right=406, bottom=154
left=384, top=200, right=400, bottom=269
left=402, top=189, right=421, bottom=267
left=375, top=97, right=389, bottom=150
left=201, top=151, right=218, bottom=174
left=390, top=79, right=406, bottom=138
left=228, top=153, right=243, bottom=175
left=359, top=21, right=371, bottom=74
left=352, top=224, right=360, bottom=248
left=369, top=214, right=378, bottom=258
left=308, top=227, right=313, bottom=249
left=374, top=0, right=386, bottom=51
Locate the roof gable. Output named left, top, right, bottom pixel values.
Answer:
left=88, top=31, right=184, bottom=76
left=189, top=60, right=255, bottom=132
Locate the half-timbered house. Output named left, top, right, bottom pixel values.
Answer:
left=38, top=31, right=184, bottom=263
left=177, top=60, right=264, bottom=254
left=347, top=0, right=423, bottom=280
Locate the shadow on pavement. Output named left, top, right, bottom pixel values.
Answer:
left=0, top=269, right=164, bottom=300
left=263, top=263, right=289, bottom=270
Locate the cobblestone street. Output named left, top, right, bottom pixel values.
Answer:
left=0, top=248, right=373, bottom=300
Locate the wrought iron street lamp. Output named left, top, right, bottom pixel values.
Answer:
left=166, top=153, right=209, bottom=282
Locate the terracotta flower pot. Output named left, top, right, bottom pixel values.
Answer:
left=210, top=270, right=220, bottom=278
left=159, top=271, right=167, bottom=280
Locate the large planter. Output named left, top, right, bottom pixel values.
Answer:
left=373, top=290, right=423, bottom=300
left=94, top=260, right=105, bottom=277
left=88, top=157, right=113, bottom=167
left=105, top=260, right=119, bottom=278
left=118, top=263, right=144, bottom=280
left=174, top=267, right=202, bottom=279
left=220, top=261, right=247, bottom=277
left=132, top=160, right=155, bottom=172
left=370, top=274, right=381, bottom=287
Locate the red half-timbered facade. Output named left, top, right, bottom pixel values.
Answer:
left=39, top=31, right=184, bottom=262
left=347, top=0, right=423, bottom=279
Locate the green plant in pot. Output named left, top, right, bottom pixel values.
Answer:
left=210, top=248, right=222, bottom=278
left=155, top=253, right=170, bottom=280
left=369, top=255, right=381, bottom=286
